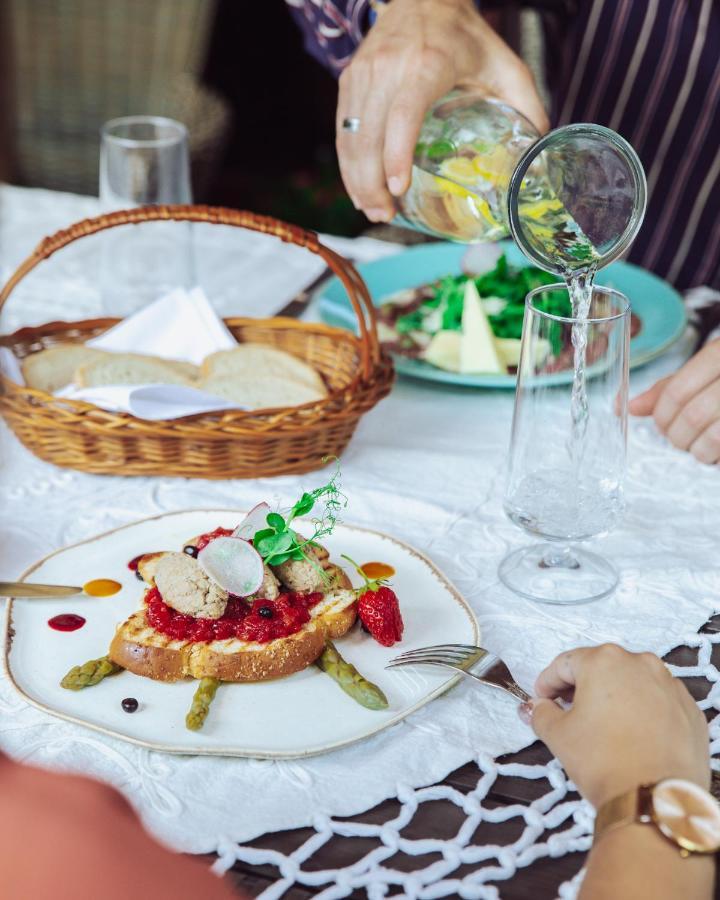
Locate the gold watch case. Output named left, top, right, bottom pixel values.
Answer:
left=649, top=779, right=720, bottom=856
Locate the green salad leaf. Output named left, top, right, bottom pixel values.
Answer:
left=395, top=309, right=424, bottom=334
left=392, top=255, right=567, bottom=345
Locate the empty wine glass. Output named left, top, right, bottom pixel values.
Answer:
left=99, top=115, right=194, bottom=316
left=499, top=284, right=630, bottom=605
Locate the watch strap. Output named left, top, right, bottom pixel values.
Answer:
left=594, top=785, right=654, bottom=843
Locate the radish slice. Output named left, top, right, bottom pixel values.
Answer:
left=461, top=243, right=502, bottom=276
left=198, top=537, right=264, bottom=597
left=233, top=502, right=271, bottom=541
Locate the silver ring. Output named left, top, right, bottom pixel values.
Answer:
left=342, top=117, right=361, bottom=133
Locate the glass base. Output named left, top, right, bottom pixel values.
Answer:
left=498, top=543, right=618, bottom=605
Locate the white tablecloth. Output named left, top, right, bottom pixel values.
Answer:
left=1, top=185, right=718, bottom=897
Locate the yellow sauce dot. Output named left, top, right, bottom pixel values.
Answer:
left=360, top=562, right=395, bottom=580
left=83, top=578, right=122, bottom=597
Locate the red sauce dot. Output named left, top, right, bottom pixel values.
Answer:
left=48, top=614, right=86, bottom=632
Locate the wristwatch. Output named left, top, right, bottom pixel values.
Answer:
left=594, top=778, right=720, bottom=856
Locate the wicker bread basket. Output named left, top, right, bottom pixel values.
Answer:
left=0, top=205, right=394, bottom=478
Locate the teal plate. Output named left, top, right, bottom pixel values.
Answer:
left=317, top=241, right=687, bottom=388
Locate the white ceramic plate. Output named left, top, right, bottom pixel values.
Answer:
left=5, top=509, right=478, bottom=758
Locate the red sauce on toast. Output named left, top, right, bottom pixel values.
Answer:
left=145, top=587, right=324, bottom=643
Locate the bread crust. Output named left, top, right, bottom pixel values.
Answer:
left=136, top=551, right=169, bottom=585
left=109, top=616, right=188, bottom=682
left=324, top=599, right=357, bottom=639
left=108, top=569, right=357, bottom=684
left=202, top=346, right=326, bottom=393
left=108, top=610, right=329, bottom=682
left=76, top=354, right=196, bottom=388
left=21, top=344, right=108, bottom=393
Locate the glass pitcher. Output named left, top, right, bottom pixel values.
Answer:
left=396, top=91, right=647, bottom=276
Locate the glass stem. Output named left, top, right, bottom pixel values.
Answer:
left=540, top=545, right=580, bottom=570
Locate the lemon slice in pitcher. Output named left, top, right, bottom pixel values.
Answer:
left=433, top=175, right=473, bottom=198
left=434, top=157, right=481, bottom=199
left=437, top=157, right=478, bottom=185
left=472, top=148, right=510, bottom=184
left=518, top=196, right=565, bottom=220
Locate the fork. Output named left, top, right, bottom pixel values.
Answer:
left=386, top=644, right=531, bottom=703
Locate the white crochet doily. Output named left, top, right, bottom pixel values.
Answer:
left=1, top=186, right=718, bottom=899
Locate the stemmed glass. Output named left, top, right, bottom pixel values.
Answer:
left=499, top=284, right=630, bottom=605
left=99, top=115, right=194, bottom=316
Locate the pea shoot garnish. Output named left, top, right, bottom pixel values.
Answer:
left=252, top=460, right=347, bottom=569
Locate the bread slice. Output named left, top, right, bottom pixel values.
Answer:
left=22, top=344, right=109, bottom=393
left=203, top=345, right=326, bottom=393
left=136, top=552, right=169, bottom=586
left=108, top=582, right=357, bottom=683
left=162, top=360, right=199, bottom=381
left=76, top=354, right=198, bottom=388
left=197, top=374, right=326, bottom=410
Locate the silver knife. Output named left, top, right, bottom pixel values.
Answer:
left=0, top=582, right=84, bottom=598
left=275, top=268, right=331, bottom=319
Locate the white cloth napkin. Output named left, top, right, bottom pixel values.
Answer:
left=55, top=384, right=238, bottom=420
left=87, top=286, right=237, bottom=364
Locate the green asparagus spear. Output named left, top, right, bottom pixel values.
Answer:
left=60, top=656, right=123, bottom=691
left=186, top=677, right=220, bottom=731
left=316, top=641, right=388, bottom=710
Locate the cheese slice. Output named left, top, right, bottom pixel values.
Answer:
left=496, top=337, right=550, bottom=369
left=423, top=330, right=461, bottom=372
left=460, top=281, right=506, bottom=374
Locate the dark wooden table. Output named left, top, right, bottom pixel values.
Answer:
left=218, top=616, right=720, bottom=898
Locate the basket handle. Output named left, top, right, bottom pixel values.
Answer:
left=0, top=204, right=381, bottom=379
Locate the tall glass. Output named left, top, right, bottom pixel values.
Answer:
left=99, top=116, right=194, bottom=316
left=499, top=284, right=630, bottom=605
left=100, top=116, right=192, bottom=206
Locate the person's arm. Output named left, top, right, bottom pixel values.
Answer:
left=579, top=821, right=713, bottom=900
left=629, top=338, right=720, bottom=463
left=284, top=0, right=370, bottom=77
left=0, top=754, right=241, bottom=899
left=285, top=0, right=547, bottom=221
left=334, top=0, right=548, bottom=221
left=524, top=645, right=714, bottom=900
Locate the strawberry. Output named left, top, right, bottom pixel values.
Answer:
left=343, top=555, right=404, bottom=647
left=357, top=586, right=404, bottom=647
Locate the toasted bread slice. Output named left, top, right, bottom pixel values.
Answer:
left=76, top=354, right=198, bottom=388
left=136, top=551, right=169, bottom=585
left=22, top=344, right=109, bottom=393
left=197, top=374, right=326, bottom=410
left=203, top=345, right=326, bottom=393
left=108, top=584, right=357, bottom=683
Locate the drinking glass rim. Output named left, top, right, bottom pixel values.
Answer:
left=525, top=282, right=630, bottom=324
left=101, top=116, right=188, bottom=148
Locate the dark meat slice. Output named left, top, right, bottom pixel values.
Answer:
left=378, top=286, right=437, bottom=325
